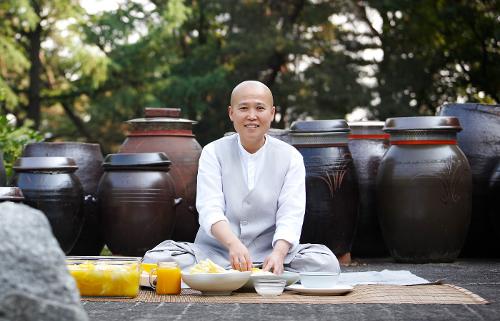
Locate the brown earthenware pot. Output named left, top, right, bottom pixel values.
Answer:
left=348, top=121, right=389, bottom=257
left=12, top=157, right=84, bottom=254
left=437, top=103, right=500, bottom=256
left=0, top=187, right=24, bottom=202
left=290, top=120, right=359, bottom=257
left=119, top=108, right=201, bottom=242
left=22, top=142, right=105, bottom=255
left=98, top=152, right=180, bottom=256
left=377, top=116, right=472, bottom=263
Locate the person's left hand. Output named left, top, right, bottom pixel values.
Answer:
left=262, top=240, right=290, bottom=275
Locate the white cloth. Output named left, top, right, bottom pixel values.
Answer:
left=196, top=134, right=306, bottom=248
left=339, top=270, right=430, bottom=286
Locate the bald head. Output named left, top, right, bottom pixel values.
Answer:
left=230, top=81, right=274, bottom=107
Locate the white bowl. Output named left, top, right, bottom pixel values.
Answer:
left=242, top=271, right=300, bottom=290
left=299, top=272, right=340, bottom=288
left=253, top=279, right=286, bottom=297
left=181, top=271, right=251, bottom=295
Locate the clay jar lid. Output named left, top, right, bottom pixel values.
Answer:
left=348, top=121, right=386, bottom=136
left=290, top=120, right=350, bottom=133
left=13, top=157, right=78, bottom=172
left=126, top=107, right=196, bottom=131
left=0, top=187, right=24, bottom=202
left=384, top=116, right=462, bottom=132
left=103, top=153, right=171, bottom=171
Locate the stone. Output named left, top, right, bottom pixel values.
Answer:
left=0, top=202, right=88, bottom=321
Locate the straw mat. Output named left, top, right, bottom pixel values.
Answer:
left=82, top=284, right=488, bottom=305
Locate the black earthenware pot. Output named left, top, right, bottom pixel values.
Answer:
left=348, top=121, right=389, bottom=257
left=290, top=120, right=359, bottom=257
left=119, top=108, right=201, bottom=242
left=23, top=142, right=105, bottom=255
left=13, top=157, right=84, bottom=254
left=98, top=152, right=180, bottom=257
left=437, top=103, right=500, bottom=256
left=0, top=187, right=24, bottom=202
left=377, top=116, right=472, bottom=263
left=488, top=161, right=500, bottom=236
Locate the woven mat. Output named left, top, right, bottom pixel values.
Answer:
left=81, top=284, right=488, bottom=305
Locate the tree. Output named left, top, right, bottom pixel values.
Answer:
left=349, top=0, right=499, bottom=118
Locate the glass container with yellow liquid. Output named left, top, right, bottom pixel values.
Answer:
left=66, top=256, right=140, bottom=297
left=149, top=262, right=181, bottom=295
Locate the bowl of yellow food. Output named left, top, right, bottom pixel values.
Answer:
left=181, top=259, right=251, bottom=295
left=66, top=256, right=141, bottom=297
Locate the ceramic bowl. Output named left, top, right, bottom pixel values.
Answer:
left=299, top=271, right=340, bottom=288
left=253, top=279, right=286, bottom=297
left=242, top=271, right=300, bottom=290
left=181, top=271, right=251, bottom=295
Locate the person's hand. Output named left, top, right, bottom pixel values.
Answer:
left=210, top=220, right=253, bottom=271
left=228, top=240, right=252, bottom=271
left=262, top=251, right=285, bottom=275
left=262, top=240, right=290, bottom=275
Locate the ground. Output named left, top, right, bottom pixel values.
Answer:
left=82, top=258, right=500, bottom=321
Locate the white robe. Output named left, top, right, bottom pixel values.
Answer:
left=144, top=134, right=339, bottom=273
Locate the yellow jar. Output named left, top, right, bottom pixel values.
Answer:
left=150, top=262, right=181, bottom=295
left=67, top=256, right=140, bottom=297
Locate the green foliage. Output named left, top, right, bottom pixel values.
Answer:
left=0, top=116, right=43, bottom=178
left=0, top=0, right=498, bottom=150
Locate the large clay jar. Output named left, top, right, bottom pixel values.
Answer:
left=437, top=103, right=500, bottom=256
left=489, top=161, right=500, bottom=236
left=22, top=142, right=105, bottom=255
left=268, top=128, right=291, bottom=144
left=0, top=187, right=24, bottom=202
left=98, top=153, right=180, bottom=257
left=119, top=108, right=201, bottom=242
left=12, top=157, right=84, bottom=254
left=377, top=116, right=472, bottom=263
left=348, top=121, right=389, bottom=257
left=0, top=151, right=6, bottom=186
left=290, top=120, right=359, bottom=259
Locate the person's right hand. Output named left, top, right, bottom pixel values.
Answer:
left=228, top=240, right=253, bottom=271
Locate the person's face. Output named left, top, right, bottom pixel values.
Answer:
left=228, top=86, right=275, bottom=143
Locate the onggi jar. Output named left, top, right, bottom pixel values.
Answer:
left=66, top=256, right=140, bottom=297
left=12, top=157, right=84, bottom=254
left=119, top=108, right=201, bottom=242
left=377, top=116, right=472, bottom=263
left=98, top=152, right=180, bottom=257
left=290, top=120, right=358, bottom=263
left=348, top=121, right=389, bottom=257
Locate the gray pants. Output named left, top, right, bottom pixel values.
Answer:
left=143, top=241, right=340, bottom=273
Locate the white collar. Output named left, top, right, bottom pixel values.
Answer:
left=236, top=134, right=268, bottom=159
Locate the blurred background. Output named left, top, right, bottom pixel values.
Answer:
left=0, top=0, right=498, bottom=155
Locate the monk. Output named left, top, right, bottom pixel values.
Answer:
left=144, top=80, right=340, bottom=274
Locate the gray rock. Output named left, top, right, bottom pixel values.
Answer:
left=0, top=292, right=88, bottom=321
left=0, top=202, right=88, bottom=321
